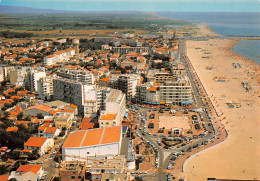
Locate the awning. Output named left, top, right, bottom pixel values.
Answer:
left=124, top=112, right=128, bottom=117
left=181, top=100, right=193, bottom=104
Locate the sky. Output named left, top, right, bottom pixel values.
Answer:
left=0, top=0, right=259, bottom=12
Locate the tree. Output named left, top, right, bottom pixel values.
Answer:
left=3, top=111, right=10, bottom=119
left=37, top=113, right=44, bottom=119
left=148, top=123, right=154, bottom=129
left=17, top=112, right=23, bottom=120
left=9, top=179, right=18, bottom=181
left=0, top=165, right=7, bottom=175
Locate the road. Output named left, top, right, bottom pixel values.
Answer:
left=133, top=38, right=222, bottom=181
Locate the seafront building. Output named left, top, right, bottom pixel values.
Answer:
left=159, top=77, right=193, bottom=105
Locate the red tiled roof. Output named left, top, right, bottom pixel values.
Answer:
left=26, top=105, right=52, bottom=112
left=62, top=130, right=86, bottom=148
left=101, top=126, right=121, bottom=145
left=0, top=175, right=9, bottom=181
left=22, top=149, right=32, bottom=153
left=16, top=165, right=42, bottom=174
left=38, top=126, right=46, bottom=131
left=82, top=128, right=103, bottom=147
left=32, top=119, right=40, bottom=124
left=69, top=104, right=77, bottom=109
left=100, top=114, right=116, bottom=120
left=44, top=127, right=57, bottom=134
left=6, top=127, right=18, bottom=132
left=25, top=137, right=47, bottom=148
left=63, top=126, right=121, bottom=148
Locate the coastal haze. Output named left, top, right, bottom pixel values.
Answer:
left=0, top=2, right=259, bottom=181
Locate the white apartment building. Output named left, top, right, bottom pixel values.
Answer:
left=65, top=48, right=75, bottom=58
left=83, top=85, right=98, bottom=117
left=159, top=76, right=193, bottom=105
left=43, top=55, right=57, bottom=66
left=37, top=76, right=54, bottom=101
left=99, top=89, right=126, bottom=128
left=56, top=68, right=94, bottom=84
left=55, top=51, right=67, bottom=63
left=53, top=78, right=98, bottom=115
left=0, top=67, right=5, bottom=83
left=27, top=70, right=46, bottom=92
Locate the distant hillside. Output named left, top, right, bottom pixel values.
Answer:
left=0, top=5, right=81, bottom=13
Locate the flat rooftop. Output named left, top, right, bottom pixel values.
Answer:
left=106, top=89, right=123, bottom=103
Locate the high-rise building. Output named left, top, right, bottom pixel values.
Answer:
left=159, top=77, right=193, bottom=105
left=53, top=78, right=95, bottom=115
left=37, top=76, right=54, bottom=101
left=117, top=74, right=140, bottom=100
left=27, top=70, right=46, bottom=92
left=56, top=68, right=94, bottom=85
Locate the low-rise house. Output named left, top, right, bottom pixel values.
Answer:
left=24, top=137, right=54, bottom=155
left=43, top=127, right=60, bottom=138
left=9, top=165, right=44, bottom=181
left=23, top=104, right=52, bottom=117
left=79, top=117, right=94, bottom=130
left=6, top=127, right=18, bottom=132
left=54, top=112, right=73, bottom=129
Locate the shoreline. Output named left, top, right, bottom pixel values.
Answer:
left=197, top=24, right=259, bottom=70
left=184, top=37, right=260, bottom=180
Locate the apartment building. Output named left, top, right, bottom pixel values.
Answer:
left=85, top=155, right=128, bottom=181
left=99, top=89, right=126, bottom=128
left=56, top=68, right=94, bottom=84
left=159, top=77, right=193, bottom=105
left=37, top=76, right=55, bottom=101
left=136, top=82, right=160, bottom=104
left=53, top=78, right=95, bottom=115
left=117, top=74, right=141, bottom=100
left=27, top=70, right=46, bottom=92
left=43, top=55, right=57, bottom=66
left=113, top=46, right=148, bottom=54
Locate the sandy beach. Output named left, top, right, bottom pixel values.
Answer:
left=184, top=38, right=260, bottom=180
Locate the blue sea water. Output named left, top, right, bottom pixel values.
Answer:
left=157, top=12, right=260, bottom=64
left=232, top=40, right=260, bottom=65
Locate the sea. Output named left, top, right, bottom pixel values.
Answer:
left=157, top=12, right=260, bottom=65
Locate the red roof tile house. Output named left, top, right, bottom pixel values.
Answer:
left=43, top=127, right=61, bottom=138
left=9, top=165, right=44, bottom=181
left=23, top=104, right=52, bottom=117
left=6, top=127, right=18, bottom=132
left=24, top=137, right=54, bottom=155
left=0, top=175, right=10, bottom=181
left=79, top=117, right=94, bottom=130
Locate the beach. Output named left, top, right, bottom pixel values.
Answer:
left=184, top=37, right=260, bottom=180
